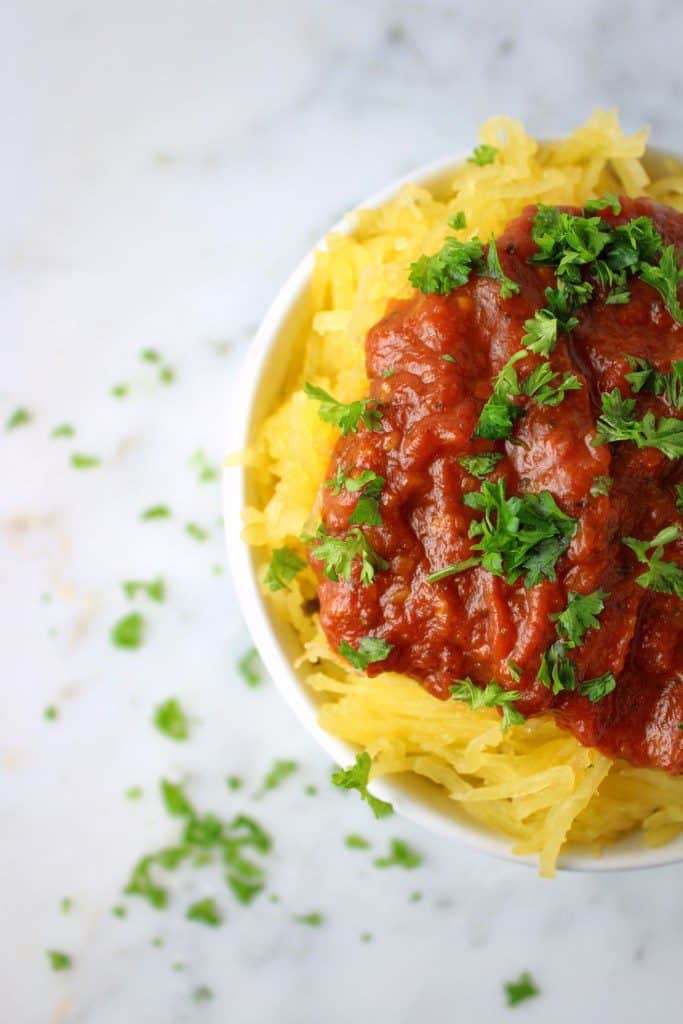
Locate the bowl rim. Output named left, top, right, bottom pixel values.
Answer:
left=223, top=149, right=683, bottom=873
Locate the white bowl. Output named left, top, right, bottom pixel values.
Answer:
left=224, top=151, right=683, bottom=872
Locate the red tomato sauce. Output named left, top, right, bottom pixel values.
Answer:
left=311, top=198, right=683, bottom=773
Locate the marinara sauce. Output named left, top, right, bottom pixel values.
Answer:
left=311, top=198, right=683, bottom=773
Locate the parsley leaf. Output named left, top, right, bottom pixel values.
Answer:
left=111, top=612, right=145, bottom=649
left=590, top=475, right=613, bottom=497
left=521, top=308, right=558, bottom=356
left=331, top=752, right=393, bottom=819
left=458, top=452, right=504, bottom=479
left=193, top=987, right=214, bottom=1004
left=338, top=636, right=393, bottom=669
left=537, top=640, right=576, bottom=694
left=625, top=356, right=683, bottom=410
left=676, top=484, right=683, bottom=514
left=188, top=449, right=219, bottom=483
left=450, top=211, right=467, bottom=230
left=47, top=951, right=72, bottom=972
left=307, top=525, right=388, bottom=585
left=463, top=480, right=576, bottom=587
left=6, top=407, right=31, bottom=430
left=373, top=838, right=422, bottom=869
left=639, top=244, right=683, bottom=323
left=293, top=911, right=324, bottom=927
left=51, top=423, right=74, bottom=438
left=468, top=144, right=498, bottom=166
left=186, top=898, right=222, bottom=927
left=449, top=678, right=525, bottom=730
left=504, top=972, right=540, bottom=1007
left=154, top=698, right=190, bottom=741
left=585, top=194, right=621, bottom=214
left=140, top=504, right=171, bottom=520
left=622, top=525, right=683, bottom=597
left=345, top=834, right=370, bottom=849
left=185, top=522, right=208, bottom=541
left=521, top=362, right=582, bottom=406
left=264, top=546, right=306, bottom=591
left=304, top=382, right=383, bottom=435
left=473, top=363, right=524, bottom=440
left=426, top=557, right=480, bottom=583
left=580, top=672, right=617, bottom=702
left=70, top=453, right=101, bottom=469
left=549, top=589, right=609, bottom=647
left=409, top=236, right=485, bottom=295
left=160, top=779, right=195, bottom=817
left=594, top=388, right=683, bottom=459
left=481, top=235, right=521, bottom=299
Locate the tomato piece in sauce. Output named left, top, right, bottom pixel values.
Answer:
left=310, top=197, right=683, bottom=773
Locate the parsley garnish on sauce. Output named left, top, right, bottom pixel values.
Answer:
left=580, top=672, right=617, bottom=702
left=549, top=589, right=609, bottom=647
left=111, top=612, right=145, bottom=649
left=457, top=452, right=504, bottom=480
left=625, top=356, right=683, bottom=409
left=307, top=525, right=388, bottom=585
left=153, top=698, right=190, bottom=741
left=623, top=525, right=683, bottom=598
left=264, top=546, right=306, bottom=591
left=331, top=752, right=394, bottom=819
left=504, top=971, right=540, bottom=1007
left=594, top=389, right=683, bottom=459
left=304, top=382, right=383, bottom=435
left=338, top=636, right=393, bottom=670
left=326, top=467, right=385, bottom=526
left=449, top=678, right=525, bottom=730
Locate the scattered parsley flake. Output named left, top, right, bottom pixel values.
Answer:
left=186, top=898, right=222, bottom=927
left=112, top=905, right=127, bottom=919
left=450, top=211, right=467, bottom=230
left=450, top=678, right=525, bottom=730
left=622, top=525, right=683, bottom=597
left=264, top=546, right=306, bottom=591
left=185, top=522, right=209, bottom=541
left=482, top=235, right=521, bottom=299
left=153, top=698, right=190, bottom=741
left=508, top=659, right=522, bottom=682
left=111, top=383, right=128, bottom=398
left=441, top=353, right=458, bottom=363
left=70, top=453, right=101, bottom=469
left=458, top=452, right=504, bottom=479
left=228, top=875, right=265, bottom=905
left=160, top=779, right=194, bottom=817
left=307, top=525, right=388, bottom=586
left=47, top=951, right=72, bottom=972
left=585, top=194, right=621, bottom=214
left=141, top=504, right=171, bottom=520
left=639, top=244, right=683, bottom=323
left=141, top=348, right=161, bottom=363
left=675, top=484, right=683, bottom=515
left=226, top=776, right=243, bottom=791
left=193, top=986, right=214, bottom=1003
left=338, top=636, right=393, bottom=670
left=468, top=144, right=498, bottom=166
left=159, top=366, right=175, bottom=385
left=590, top=475, right=613, bottom=497
left=304, top=382, right=383, bottom=435
left=381, top=366, right=395, bottom=378
left=331, top=752, right=393, bottom=819
left=625, top=356, right=683, bottom=410
left=44, top=704, right=59, bottom=722
left=6, top=407, right=31, bottom=431
left=537, top=640, right=576, bottom=695
left=238, top=647, right=264, bottom=687
left=373, top=838, right=422, bottom=869
left=410, top=890, right=423, bottom=902
left=504, top=971, right=540, bottom=1007
left=126, top=786, right=143, bottom=800
left=361, top=932, right=373, bottom=943
left=580, top=672, right=617, bottom=702
left=259, top=759, right=298, bottom=794
left=60, top=898, right=73, bottom=914
left=345, top=834, right=370, bottom=850
left=293, top=911, right=323, bottom=927
left=123, top=576, right=165, bottom=602
left=111, top=612, right=145, bottom=649
left=426, top=557, right=480, bottom=583
left=50, top=423, right=75, bottom=438
left=304, top=784, right=318, bottom=796
left=409, top=235, right=484, bottom=295
left=189, top=449, right=219, bottom=483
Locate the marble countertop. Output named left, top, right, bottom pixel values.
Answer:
left=3, top=1, right=683, bottom=1021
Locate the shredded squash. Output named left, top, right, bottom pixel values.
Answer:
left=240, top=110, right=683, bottom=875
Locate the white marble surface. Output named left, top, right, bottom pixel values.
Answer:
left=3, top=1, right=683, bottom=1021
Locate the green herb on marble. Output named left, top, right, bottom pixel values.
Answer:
left=153, top=698, right=190, bottom=741
left=51, top=423, right=75, bottom=438
left=140, top=504, right=171, bottom=521
left=70, top=453, right=101, bottom=469
left=46, top=951, right=72, bottom=972
left=6, top=407, right=31, bottom=431
left=110, top=612, right=145, bottom=649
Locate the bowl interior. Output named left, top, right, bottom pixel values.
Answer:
left=224, top=148, right=683, bottom=872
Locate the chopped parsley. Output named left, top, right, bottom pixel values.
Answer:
left=110, top=612, right=145, bottom=649
left=381, top=366, right=395, bottom=377
left=112, top=905, right=127, bottom=918
left=186, top=898, right=222, bottom=927
left=504, top=971, right=540, bottom=1007
left=60, top=898, right=73, bottom=914
left=304, top=382, right=383, bottom=435
left=345, top=470, right=385, bottom=526
left=50, top=423, right=74, bottom=438
left=70, top=453, right=101, bottom=469
left=639, top=244, right=683, bottom=323
left=293, top=911, right=324, bottom=927
left=185, top=522, right=208, bottom=541
left=46, top=951, right=72, bottom=971
left=580, top=672, right=617, bottom=702
left=409, top=235, right=485, bottom=295
left=622, top=525, right=683, bottom=598
left=307, top=525, right=388, bottom=585
left=141, top=504, right=171, bottom=520
left=6, top=407, right=31, bottom=430
left=426, top=557, right=480, bottom=583
left=160, top=780, right=193, bottom=816
left=458, top=452, right=504, bottom=479
left=153, top=698, right=190, bottom=741
left=549, top=589, right=609, bottom=647
left=537, top=641, right=576, bottom=695
left=585, top=194, right=621, bottom=214
left=521, top=361, right=582, bottom=406
left=331, top=752, right=394, bottom=819
left=449, top=678, right=525, bottom=730
left=259, top=759, right=298, bottom=794
left=441, top=353, right=458, bottom=363
left=44, top=704, right=59, bottom=722
left=141, top=348, right=161, bottom=363
left=226, top=775, right=243, bottom=791
left=338, top=636, right=393, bottom=670
left=123, top=576, right=165, bottom=602
left=345, top=834, right=370, bottom=849
left=590, top=475, right=613, bottom=497
left=594, top=388, right=683, bottom=460
left=625, top=356, right=683, bottom=409
left=238, top=647, right=264, bottom=687
left=481, top=235, right=521, bottom=299
left=468, top=144, right=498, bottom=166
left=676, top=484, right=683, bottom=514
left=462, top=479, right=576, bottom=587
left=521, top=308, right=558, bottom=357
left=189, top=449, right=219, bottom=483
left=373, top=838, right=422, bottom=869
left=264, top=546, right=306, bottom=591
left=159, top=366, right=175, bottom=385
left=111, top=383, right=128, bottom=398
left=193, top=986, right=214, bottom=1003
left=125, top=786, right=143, bottom=800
